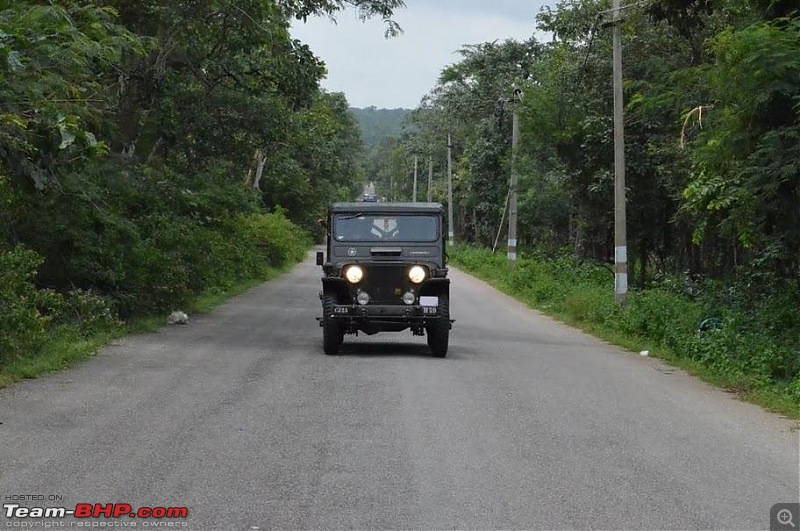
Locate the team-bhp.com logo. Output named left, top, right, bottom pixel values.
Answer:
left=4, top=503, right=188, bottom=519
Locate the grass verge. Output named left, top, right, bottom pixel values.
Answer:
left=0, top=257, right=307, bottom=389
left=451, top=245, right=800, bottom=421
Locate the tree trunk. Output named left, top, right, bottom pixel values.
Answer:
left=253, top=153, right=266, bottom=191
left=243, top=148, right=264, bottom=190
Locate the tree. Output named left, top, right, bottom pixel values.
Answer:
left=0, top=3, right=141, bottom=190
left=683, top=17, right=800, bottom=277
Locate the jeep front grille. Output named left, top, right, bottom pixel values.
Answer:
left=356, top=264, right=410, bottom=304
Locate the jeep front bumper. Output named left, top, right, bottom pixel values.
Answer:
left=323, top=303, right=439, bottom=321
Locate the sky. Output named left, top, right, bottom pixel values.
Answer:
left=290, top=0, right=553, bottom=109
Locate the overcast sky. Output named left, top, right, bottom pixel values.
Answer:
left=290, top=1, right=553, bottom=109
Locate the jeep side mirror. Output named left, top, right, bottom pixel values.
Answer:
left=316, top=251, right=324, bottom=266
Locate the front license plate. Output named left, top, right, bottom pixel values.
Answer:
left=419, top=296, right=438, bottom=307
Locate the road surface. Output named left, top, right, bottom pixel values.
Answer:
left=1, top=250, right=798, bottom=530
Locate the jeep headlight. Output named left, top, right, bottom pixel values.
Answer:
left=344, top=265, right=364, bottom=284
left=408, top=265, right=426, bottom=284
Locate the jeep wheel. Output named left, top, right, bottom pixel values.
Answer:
left=322, top=294, right=343, bottom=355
left=426, top=293, right=449, bottom=358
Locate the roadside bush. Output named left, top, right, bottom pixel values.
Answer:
left=0, top=247, right=63, bottom=361
left=680, top=318, right=800, bottom=392
left=451, top=245, right=505, bottom=276
left=0, top=246, right=120, bottom=363
left=183, top=227, right=232, bottom=290
left=618, top=289, right=703, bottom=346
left=111, top=210, right=310, bottom=316
left=230, top=210, right=311, bottom=273
left=790, top=376, right=800, bottom=404
left=258, top=209, right=313, bottom=264
left=562, top=286, right=612, bottom=324
left=60, top=289, right=121, bottom=336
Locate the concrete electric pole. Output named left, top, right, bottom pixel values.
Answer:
left=427, top=155, right=433, bottom=202
left=507, top=94, right=520, bottom=263
left=447, top=133, right=454, bottom=248
left=612, top=0, right=628, bottom=304
left=413, top=155, right=418, bottom=203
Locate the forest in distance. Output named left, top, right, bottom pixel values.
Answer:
left=1, top=0, right=799, bottom=412
left=350, top=107, right=410, bottom=149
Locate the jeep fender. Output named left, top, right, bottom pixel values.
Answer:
left=321, top=277, right=350, bottom=300
left=419, top=278, right=449, bottom=297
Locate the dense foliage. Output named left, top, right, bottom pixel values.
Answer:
left=0, top=0, right=404, bottom=364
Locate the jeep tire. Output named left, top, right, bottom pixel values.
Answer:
left=322, top=294, right=343, bottom=355
left=426, top=292, right=449, bottom=357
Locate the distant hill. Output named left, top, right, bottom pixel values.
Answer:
left=349, top=106, right=411, bottom=149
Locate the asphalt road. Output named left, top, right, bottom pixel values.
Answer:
left=1, top=250, right=798, bottom=530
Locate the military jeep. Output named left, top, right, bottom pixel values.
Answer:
left=316, top=202, right=453, bottom=357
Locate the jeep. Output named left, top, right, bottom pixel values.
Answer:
left=316, top=202, right=453, bottom=357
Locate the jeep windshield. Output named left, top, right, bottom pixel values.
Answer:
left=334, top=214, right=439, bottom=242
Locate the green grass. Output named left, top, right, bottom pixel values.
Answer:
left=451, top=245, right=800, bottom=421
left=0, top=257, right=307, bottom=389
left=0, top=328, right=120, bottom=388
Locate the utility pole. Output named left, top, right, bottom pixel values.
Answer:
left=447, top=133, right=454, bottom=248
left=413, top=155, right=418, bottom=203
left=507, top=95, right=520, bottom=263
left=612, top=0, right=628, bottom=304
left=427, top=155, right=433, bottom=202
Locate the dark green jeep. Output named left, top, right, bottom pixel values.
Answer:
left=316, top=202, right=453, bottom=357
